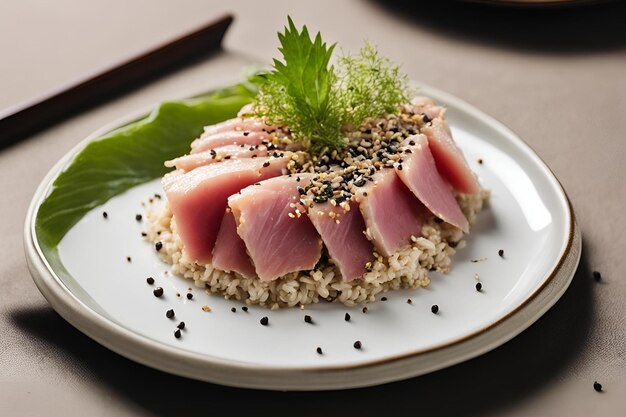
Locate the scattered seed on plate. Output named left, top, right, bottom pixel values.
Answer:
left=260, top=316, right=269, bottom=326
left=362, top=306, right=368, bottom=313
left=202, top=305, right=211, bottom=312
left=155, top=242, right=163, bottom=251
left=304, top=315, right=312, bottom=324
left=316, top=347, right=323, bottom=355
left=186, top=293, right=193, bottom=300
left=477, top=158, right=483, bottom=165
left=153, top=287, right=164, bottom=298
left=141, top=232, right=147, bottom=237
left=381, top=296, right=387, bottom=301
left=353, top=341, right=362, bottom=349
left=126, top=256, right=132, bottom=262
left=406, top=298, right=413, bottom=304
left=592, top=271, right=602, bottom=282
left=146, top=277, right=154, bottom=285
left=135, top=214, right=142, bottom=222
left=102, top=211, right=108, bottom=219
left=498, top=249, right=504, bottom=257
left=166, top=309, right=175, bottom=319
left=242, top=306, right=249, bottom=312
left=231, top=307, right=236, bottom=313
left=344, top=312, right=351, bottom=322
left=431, top=304, right=439, bottom=314
left=176, top=292, right=180, bottom=297
left=593, top=381, right=602, bottom=392
left=177, top=322, right=185, bottom=330
left=174, top=329, right=181, bottom=339
left=475, top=282, right=483, bottom=292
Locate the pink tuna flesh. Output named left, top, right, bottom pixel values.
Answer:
left=201, top=116, right=274, bottom=137
left=212, top=210, right=256, bottom=279
left=421, top=117, right=480, bottom=194
left=355, top=169, right=424, bottom=257
left=191, top=130, right=268, bottom=154
left=162, top=157, right=288, bottom=264
left=411, top=96, right=445, bottom=121
left=165, top=144, right=268, bottom=172
left=397, top=135, right=469, bottom=232
left=228, top=174, right=322, bottom=281
left=308, top=201, right=374, bottom=282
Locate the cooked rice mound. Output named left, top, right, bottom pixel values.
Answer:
left=145, top=189, right=489, bottom=309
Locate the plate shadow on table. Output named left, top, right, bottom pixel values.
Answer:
left=369, top=0, right=626, bottom=54
left=11, top=243, right=593, bottom=417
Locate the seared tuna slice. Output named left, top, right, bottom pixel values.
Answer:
left=228, top=174, right=322, bottom=281
left=190, top=130, right=268, bottom=154
left=162, top=157, right=288, bottom=264
left=308, top=201, right=374, bottom=282
left=212, top=210, right=256, bottom=279
left=165, top=144, right=268, bottom=172
left=397, top=135, right=469, bottom=232
left=201, top=116, right=274, bottom=137
left=421, top=116, right=480, bottom=194
left=355, top=169, right=424, bottom=256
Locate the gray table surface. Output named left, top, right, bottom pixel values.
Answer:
left=1, top=1, right=625, bottom=416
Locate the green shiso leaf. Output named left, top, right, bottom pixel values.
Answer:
left=254, top=17, right=344, bottom=151
left=254, top=17, right=411, bottom=152
left=35, top=83, right=256, bottom=249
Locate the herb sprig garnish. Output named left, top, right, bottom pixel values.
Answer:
left=254, top=17, right=410, bottom=152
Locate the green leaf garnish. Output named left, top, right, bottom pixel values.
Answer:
left=35, top=83, right=256, bottom=249
left=254, top=17, right=411, bottom=151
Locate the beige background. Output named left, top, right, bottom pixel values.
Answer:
left=1, top=1, right=625, bottom=415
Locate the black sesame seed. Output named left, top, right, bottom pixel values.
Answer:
left=431, top=304, right=439, bottom=314
left=434, top=217, right=444, bottom=224
left=135, top=214, right=142, bottom=221
left=146, top=277, right=154, bottom=285
left=262, top=162, right=270, bottom=168
left=186, top=293, right=193, bottom=300
left=407, top=298, right=413, bottom=304
left=593, top=381, right=602, bottom=392
left=353, top=341, right=362, bottom=349
left=155, top=242, right=163, bottom=251
left=231, top=307, right=236, bottom=313
left=344, top=312, right=351, bottom=322
left=102, top=211, right=108, bottom=219
left=177, top=321, right=185, bottom=330
left=243, top=131, right=250, bottom=136
left=316, top=347, right=323, bottom=354
left=260, top=316, right=269, bottom=326
left=304, top=315, right=312, bottom=324
left=166, top=309, right=175, bottom=319
left=174, top=329, right=181, bottom=339
left=153, top=287, right=164, bottom=297
left=242, top=306, right=249, bottom=312
left=126, top=256, right=131, bottom=262
left=154, top=193, right=161, bottom=199
left=141, top=232, right=147, bottom=237
left=422, top=114, right=431, bottom=123
left=592, top=271, right=602, bottom=282
left=476, top=282, right=483, bottom=292
left=478, top=158, right=483, bottom=165
left=498, top=249, right=504, bottom=257
left=409, top=140, right=416, bottom=146
left=362, top=306, right=368, bottom=313
left=381, top=296, right=388, bottom=301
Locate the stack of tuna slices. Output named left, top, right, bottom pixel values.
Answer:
left=146, top=97, right=489, bottom=308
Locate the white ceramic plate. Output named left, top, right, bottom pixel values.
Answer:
left=24, top=85, right=580, bottom=390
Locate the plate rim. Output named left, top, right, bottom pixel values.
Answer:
left=23, top=84, right=581, bottom=390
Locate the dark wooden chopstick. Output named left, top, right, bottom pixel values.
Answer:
left=0, top=14, right=234, bottom=150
